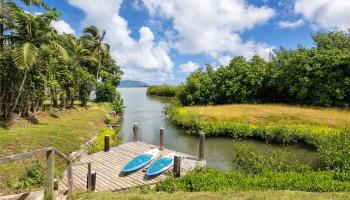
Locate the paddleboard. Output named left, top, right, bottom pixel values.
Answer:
left=122, top=148, right=159, bottom=173
left=146, top=152, right=175, bottom=176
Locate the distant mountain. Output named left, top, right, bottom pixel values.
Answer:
left=118, top=80, right=149, bottom=88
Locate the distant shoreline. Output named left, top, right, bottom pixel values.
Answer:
left=118, top=80, right=149, bottom=88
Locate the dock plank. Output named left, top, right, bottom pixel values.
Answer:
left=59, top=142, right=204, bottom=193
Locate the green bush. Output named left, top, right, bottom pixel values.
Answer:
left=96, top=81, right=117, bottom=102
left=9, top=162, right=44, bottom=189
left=89, top=128, right=122, bottom=154
left=156, top=135, right=350, bottom=192
left=112, top=92, right=124, bottom=114
left=104, top=114, right=118, bottom=125
left=232, top=142, right=312, bottom=173
left=147, top=85, right=179, bottom=97
left=317, top=131, right=350, bottom=171
left=156, top=168, right=350, bottom=192
left=177, top=32, right=350, bottom=107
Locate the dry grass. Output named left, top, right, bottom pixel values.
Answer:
left=185, top=104, right=350, bottom=128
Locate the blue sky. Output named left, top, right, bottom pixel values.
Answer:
left=18, top=0, right=350, bottom=85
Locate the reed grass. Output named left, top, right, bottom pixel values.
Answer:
left=185, top=104, right=350, bottom=128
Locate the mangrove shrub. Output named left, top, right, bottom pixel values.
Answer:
left=179, top=31, right=350, bottom=107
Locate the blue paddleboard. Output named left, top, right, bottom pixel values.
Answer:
left=122, top=148, right=159, bottom=173
left=146, top=152, right=175, bottom=176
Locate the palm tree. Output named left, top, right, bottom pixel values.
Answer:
left=63, top=35, right=98, bottom=107
left=21, top=0, right=49, bottom=9
left=8, top=5, right=68, bottom=116
left=0, top=0, right=48, bottom=49
left=0, top=0, right=13, bottom=49
left=82, top=26, right=109, bottom=81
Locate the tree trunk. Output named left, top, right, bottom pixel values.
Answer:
left=60, top=93, right=66, bottom=108
left=9, top=70, right=28, bottom=116
left=0, top=0, right=4, bottom=50
left=70, top=96, right=74, bottom=108
left=51, top=89, right=58, bottom=107
left=66, top=89, right=71, bottom=108
left=96, top=56, right=101, bottom=82
left=0, top=84, right=4, bottom=115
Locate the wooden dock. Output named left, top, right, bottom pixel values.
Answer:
left=58, top=141, right=205, bottom=193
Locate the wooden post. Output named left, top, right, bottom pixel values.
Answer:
left=173, top=155, right=181, bottom=177
left=199, top=132, right=205, bottom=161
left=87, top=162, right=92, bottom=192
left=67, top=161, right=73, bottom=194
left=45, top=149, right=54, bottom=197
left=91, top=171, right=96, bottom=192
left=159, top=128, right=164, bottom=150
left=104, top=135, right=110, bottom=152
left=133, top=123, right=138, bottom=142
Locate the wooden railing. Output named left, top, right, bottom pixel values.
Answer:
left=0, top=147, right=73, bottom=198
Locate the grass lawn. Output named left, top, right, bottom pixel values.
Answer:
left=184, top=104, right=350, bottom=128
left=70, top=190, right=350, bottom=200
left=0, top=103, right=112, bottom=195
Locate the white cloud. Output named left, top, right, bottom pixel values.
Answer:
left=179, top=61, right=199, bottom=73
left=51, top=20, right=76, bottom=35
left=294, top=0, right=350, bottom=30
left=142, top=0, right=275, bottom=62
left=67, top=0, right=174, bottom=81
left=278, top=19, right=304, bottom=29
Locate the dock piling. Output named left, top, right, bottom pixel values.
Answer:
left=160, top=128, right=164, bottom=150
left=133, top=123, right=138, bottom=142
left=67, top=161, right=73, bottom=194
left=45, top=149, right=54, bottom=197
left=173, top=155, right=181, bottom=177
left=91, top=171, right=96, bottom=192
left=199, top=132, right=205, bottom=161
left=87, top=162, right=92, bottom=192
left=104, top=135, right=110, bottom=152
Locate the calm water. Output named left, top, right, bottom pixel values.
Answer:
left=117, top=87, right=316, bottom=171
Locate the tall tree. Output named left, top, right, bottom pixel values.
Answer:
left=0, top=0, right=123, bottom=120
left=8, top=4, right=68, bottom=117
left=82, top=26, right=109, bottom=81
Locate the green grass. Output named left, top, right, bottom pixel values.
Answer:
left=70, top=190, right=350, bottom=200
left=157, top=168, right=350, bottom=193
left=0, top=103, right=114, bottom=194
left=0, top=103, right=112, bottom=156
left=89, top=127, right=122, bottom=154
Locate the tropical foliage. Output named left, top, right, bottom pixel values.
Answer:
left=96, top=81, right=117, bottom=102
left=179, top=31, right=350, bottom=107
left=89, top=127, right=122, bottom=154
left=0, top=0, right=123, bottom=121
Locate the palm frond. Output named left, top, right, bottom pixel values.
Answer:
left=100, top=30, right=106, bottom=42
left=13, top=42, right=39, bottom=70
left=83, top=25, right=99, bottom=38
left=81, top=56, right=99, bottom=64
left=21, top=0, right=50, bottom=10
left=49, top=41, right=70, bottom=61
